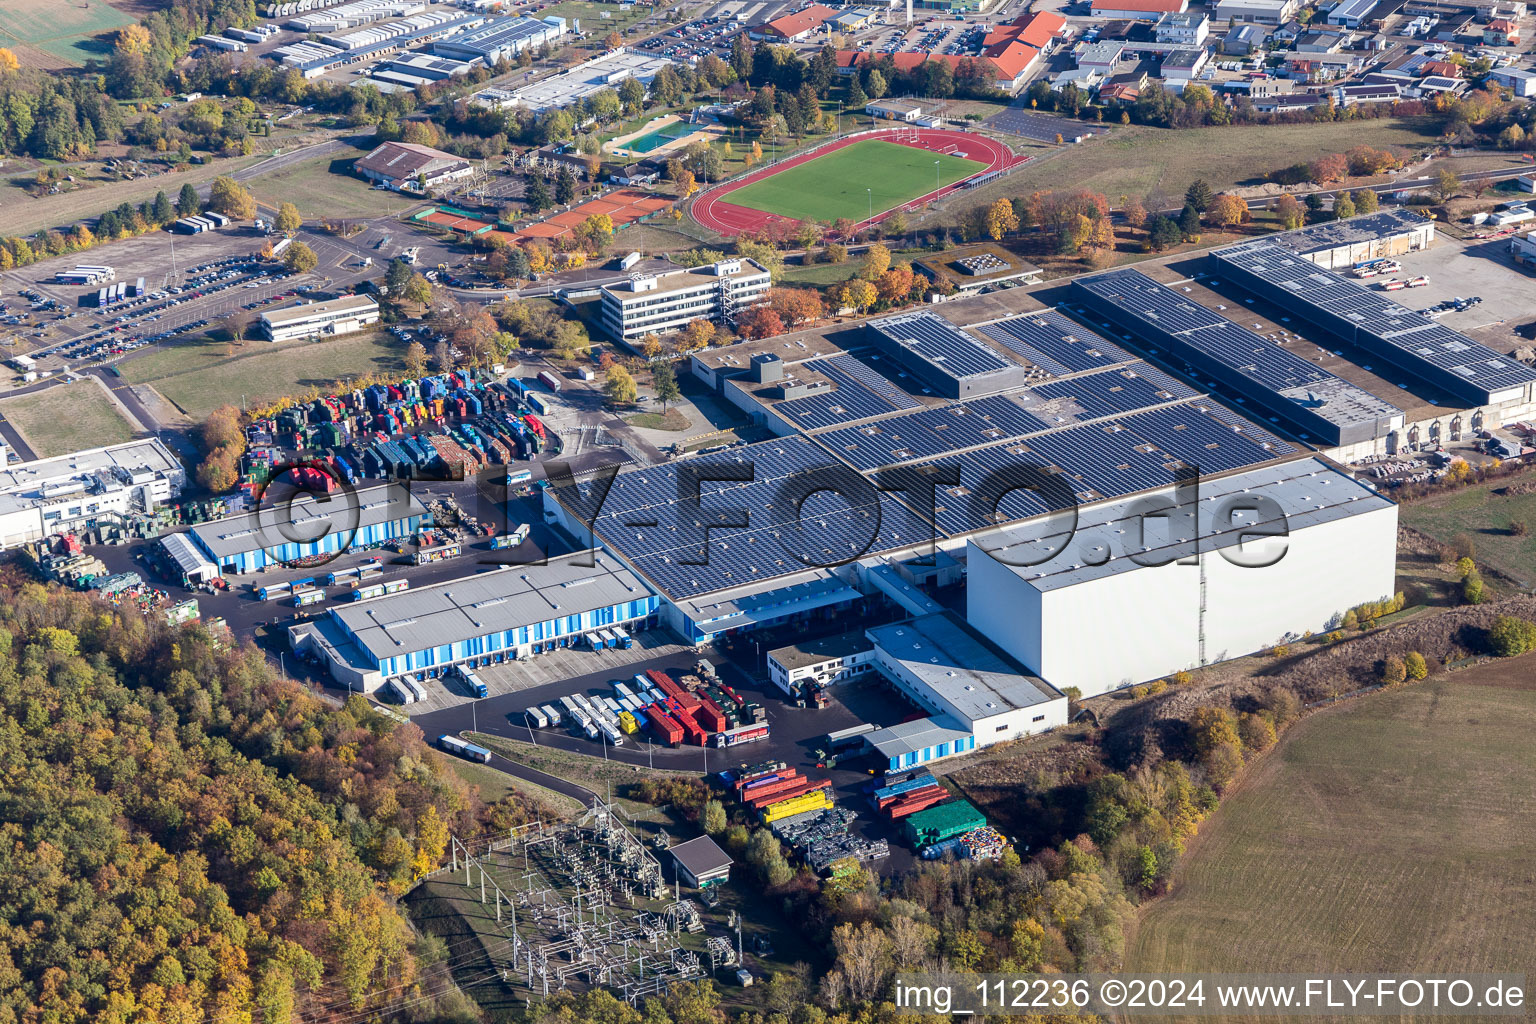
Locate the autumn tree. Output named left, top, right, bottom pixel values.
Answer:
left=737, top=306, right=785, bottom=339
left=274, top=201, right=302, bottom=235
left=860, top=242, right=891, bottom=280
left=682, top=318, right=715, bottom=351
left=404, top=341, right=429, bottom=378
left=1273, top=193, right=1304, bottom=230
left=766, top=286, right=825, bottom=326
left=1309, top=152, right=1349, bottom=184
left=1354, top=187, right=1379, bottom=214
left=1433, top=168, right=1461, bottom=201
left=208, top=175, right=257, bottom=219
left=603, top=364, right=638, bottom=405
left=1207, top=193, right=1249, bottom=228
left=985, top=197, right=1020, bottom=241
left=1333, top=192, right=1356, bottom=220
left=283, top=241, right=319, bottom=274
left=1122, top=197, right=1148, bottom=234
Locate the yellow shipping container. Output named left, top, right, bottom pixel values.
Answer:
left=762, top=790, right=831, bottom=823
left=619, top=710, right=640, bottom=735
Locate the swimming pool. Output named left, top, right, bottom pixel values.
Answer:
left=625, top=122, right=690, bottom=153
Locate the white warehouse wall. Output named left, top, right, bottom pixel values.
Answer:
left=967, top=501, right=1399, bottom=695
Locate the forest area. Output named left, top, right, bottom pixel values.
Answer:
left=0, top=572, right=547, bottom=1024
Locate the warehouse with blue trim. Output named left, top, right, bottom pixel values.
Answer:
left=290, top=550, right=659, bottom=691
left=188, top=483, right=426, bottom=574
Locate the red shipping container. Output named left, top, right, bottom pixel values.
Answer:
left=887, top=791, right=951, bottom=819
left=695, top=698, right=727, bottom=733
left=878, top=783, right=945, bottom=810
left=644, top=705, right=684, bottom=745
left=740, top=768, right=799, bottom=794
left=745, top=777, right=831, bottom=810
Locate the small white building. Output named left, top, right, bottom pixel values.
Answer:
left=866, top=98, right=925, bottom=121
left=260, top=295, right=381, bottom=342
left=767, top=633, right=877, bottom=696
left=1489, top=66, right=1536, bottom=97
left=1154, top=11, right=1210, bottom=45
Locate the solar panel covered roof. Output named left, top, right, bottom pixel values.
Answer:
left=1211, top=240, right=1536, bottom=405
left=1073, top=268, right=1401, bottom=446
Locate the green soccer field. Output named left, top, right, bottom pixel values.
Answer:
left=724, top=139, right=988, bottom=223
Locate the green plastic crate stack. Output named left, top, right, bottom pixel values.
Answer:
left=903, top=798, right=987, bottom=847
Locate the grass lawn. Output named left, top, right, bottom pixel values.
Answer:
left=625, top=408, right=690, bottom=431
left=122, top=332, right=402, bottom=419
left=779, top=255, right=867, bottom=286
left=0, top=379, right=137, bottom=457
left=1128, top=665, right=1536, bottom=1002
left=440, top=757, right=585, bottom=817
left=725, top=140, right=987, bottom=223
left=246, top=151, right=418, bottom=221
left=1401, top=477, right=1536, bottom=588
left=958, top=119, right=1441, bottom=215
left=0, top=0, right=132, bottom=65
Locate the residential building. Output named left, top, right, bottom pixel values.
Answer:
left=1222, top=22, right=1272, bottom=52
left=598, top=259, right=770, bottom=343
left=0, top=439, right=184, bottom=550
left=1335, top=81, right=1401, bottom=103
left=1155, top=10, right=1210, bottom=43
left=353, top=140, right=473, bottom=191
left=1214, top=0, right=1298, bottom=22
left=1485, top=17, right=1521, bottom=43
left=260, top=295, right=381, bottom=342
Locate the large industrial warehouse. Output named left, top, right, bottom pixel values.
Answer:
left=545, top=247, right=1411, bottom=702
left=293, top=551, right=660, bottom=691
left=188, top=482, right=424, bottom=573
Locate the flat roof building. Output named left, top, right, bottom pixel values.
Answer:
left=493, top=49, right=674, bottom=113
left=188, top=482, right=424, bottom=574
left=866, top=311, right=1038, bottom=399
left=0, top=438, right=184, bottom=550
left=260, top=295, right=381, bottom=342
left=292, top=550, right=660, bottom=690
left=598, top=259, right=771, bottom=344
left=1260, top=209, right=1435, bottom=269
left=1215, top=0, right=1298, bottom=19
left=864, top=612, right=1067, bottom=769
left=432, top=15, right=564, bottom=63
left=913, top=244, right=1044, bottom=295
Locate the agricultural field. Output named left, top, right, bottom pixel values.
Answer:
left=1401, top=479, right=1536, bottom=588
left=1128, top=665, right=1536, bottom=1013
left=120, top=331, right=402, bottom=420
left=0, top=378, right=137, bottom=457
left=957, top=119, right=1440, bottom=212
left=246, top=152, right=418, bottom=221
left=0, top=0, right=133, bottom=67
left=724, top=140, right=987, bottom=224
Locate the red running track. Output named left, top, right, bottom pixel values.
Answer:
left=691, top=127, right=1025, bottom=237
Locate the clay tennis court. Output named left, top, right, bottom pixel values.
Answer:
left=691, top=128, right=1023, bottom=237
left=509, top=189, right=674, bottom=243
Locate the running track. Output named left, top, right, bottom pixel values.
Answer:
left=691, top=127, right=1025, bottom=236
